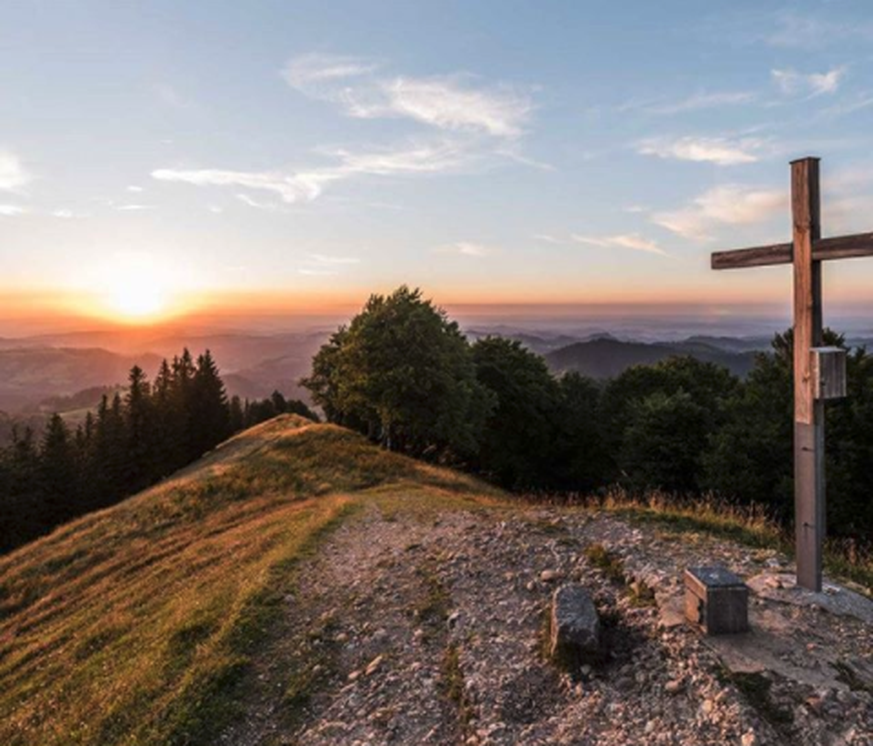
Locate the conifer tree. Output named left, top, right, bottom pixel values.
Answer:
left=190, top=350, right=230, bottom=457
left=124, top=365, right=154, bottom=492
left=39, top=414, right=79, bottom=524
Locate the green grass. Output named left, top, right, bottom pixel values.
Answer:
left=0, top=415, right=496, bottom=746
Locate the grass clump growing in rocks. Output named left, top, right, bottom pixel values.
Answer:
left=584, top=542, right=626, bottom=584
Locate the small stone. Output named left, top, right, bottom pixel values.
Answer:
left=701, top=698, right=714, bottom=715
left=348, top=670, right=361, bottom=682
left=365, top=654, right=384, bottom=676
left=541, top=570, right=563, bottom=582
left=741, top=730, right=758, bottom=746
left=526, top=581, right=537, bottom=592
left=665, top=679, right=683, bottom=694
left=644, top=720, right=657, bottom=735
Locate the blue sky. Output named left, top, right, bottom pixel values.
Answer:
left=1, top=1, right=872, bottom=321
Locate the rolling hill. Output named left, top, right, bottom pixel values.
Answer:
left=1, top=417, right=871, bottom=745
left=544, top=337, right=759, bottom=379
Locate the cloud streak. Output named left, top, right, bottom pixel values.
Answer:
left=571, top=233, right=668, bottom=257
left=637, top=136, right=765, bottom=166
left=282, top=53, right=531, bottom=138
left=537, top=232, right=668, bottom=257
left=652, top=185, right=787, bottom=241
left=153, top=139, right=473, bottom=204
left=298, top=252, right=361, bottom=276
left=435, top=241, right=496, bottom=257
left=772, top=67, right=845, bottom=98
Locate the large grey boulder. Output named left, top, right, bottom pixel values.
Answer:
left=550, top=584, right=600, bottom=666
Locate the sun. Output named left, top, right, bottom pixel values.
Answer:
left=92, top=252, right=183, bottom=323
left=108, top=279, right=168, bottom=319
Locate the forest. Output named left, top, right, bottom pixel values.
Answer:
left=0, top=348, right=316, bottom=552
left=304, top=287, right=873, bottom=547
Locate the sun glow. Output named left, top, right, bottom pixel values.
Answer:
left=78, top=251, right=199, bottom=324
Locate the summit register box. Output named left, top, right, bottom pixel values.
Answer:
left=684, top=566, right=749, bottom=635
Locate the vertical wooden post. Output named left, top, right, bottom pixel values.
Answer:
left=791, top=157, right=824, bottom=592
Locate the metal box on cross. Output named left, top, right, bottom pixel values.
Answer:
left=684, top=566, right=749, bottom=635
left=812, top=347, right=847, bottom=401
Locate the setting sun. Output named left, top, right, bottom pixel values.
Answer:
left=107, top=277, right=168, bottom=319
left=65, top=251, right=202, bottom=324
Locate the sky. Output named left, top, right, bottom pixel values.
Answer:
left=1, top=0, right=872, bottom=329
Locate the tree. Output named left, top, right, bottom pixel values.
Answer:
left=39, top=414, right=79, bottom=524
left=124, top=366, right=154, bottom=492
left=190, top=350, right=230, bottom=457
left=619, top=390, right=708, bottom=493
left=601, top=356, right=739, bottom=486
left=703, top=328, right=873, bottom=537
left=553, top=372, right=608, bottom=493
left=471, top=337, right=561, bottom=488
left=302, top=286, right=493, bottom=458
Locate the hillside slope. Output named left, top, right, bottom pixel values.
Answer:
left=1, top=417, right=871, bottom=745
left=545, top=338, right=757, bottom=379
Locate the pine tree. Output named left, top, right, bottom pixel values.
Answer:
left=228, top=395, right=245, bottom=433
left=39, top=414, right=79, bottom=525
left=190, top=350, right=230, bottom=457
left=124, top=365, right=154, bottom=492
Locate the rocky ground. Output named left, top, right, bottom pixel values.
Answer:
left=219, top=498, right=873, bottom=746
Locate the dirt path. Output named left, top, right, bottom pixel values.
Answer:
left=220, top=498, right=873, bottom=746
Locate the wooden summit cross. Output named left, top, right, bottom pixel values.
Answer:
left=712, top=157, right=873, bottom=592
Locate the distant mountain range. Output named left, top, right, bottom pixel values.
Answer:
left=543, top=336, right=760, bottom=379
left=0, top=325, right=870, bottom=444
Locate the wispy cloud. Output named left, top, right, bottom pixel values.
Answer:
left=537, top=232, right=668, bottom=257
left=153, top=139, right=471, bottom=205
left=282, top=53, right=531, bottom=138
left=0, top=204, right=26, bottom=217
left=637, top=136, right=765, bottom=166
left=823, top=92, right=873, bottom=119
left=159, top=54, right=533, bottom=208
left=435, top=241, right=496, bottom=257
left=638, top=91, right=757, bottom=115
left=772, top=67, right=845, bottom=98
left=298, top=252, right=361, bottom=276
left=236, top=193, right=280, bottom=210
left=127, top=185, right=144, bottom=193
left=652, top=185, right=787, bottom=241
left=766, top=12, right=873, bottom=49
left=0, top=151, right=30, bottom=192
left=571, top=233, right=668, bottom=257
left=282, top=53, right=381, bottom=90
left=114, top=203, right=156, bottom=211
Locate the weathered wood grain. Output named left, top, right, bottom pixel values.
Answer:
left=710, top=232, right=873, bottom=270
left=792, top=157, right=825, bottom=593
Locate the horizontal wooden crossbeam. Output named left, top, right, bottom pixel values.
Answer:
left=711, top=231, right=873, bottom=270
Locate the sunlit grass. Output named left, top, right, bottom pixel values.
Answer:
left=0, top=415, right=494, bottom=746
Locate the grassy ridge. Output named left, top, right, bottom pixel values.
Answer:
left=0, top=415, right=486, bottom=746
left=3, top=415, right=869, bottom=744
